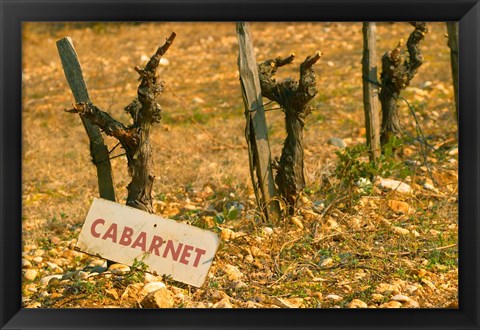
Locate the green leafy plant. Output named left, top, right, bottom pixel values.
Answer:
left=125, top=254, right=149, bottom=284
left=64, top=278, right=106, bottom=297
left=334, top=136, right=406, bottom=193
left=131, top=255, right=149, bottom=271
left=214, top=204, right=240, bottom=225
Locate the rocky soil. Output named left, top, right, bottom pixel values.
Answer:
left=22, top=22, right=458, bottom=308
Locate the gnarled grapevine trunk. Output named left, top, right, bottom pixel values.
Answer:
left=379, top=22, right=428, bottom=147
left=275, top=106, right=307, bottom=209
left=379, top=85, right=402, bottom=146
left=258, top=52, right=321, bottom=214
left=66, top=33, right=176, bottom=213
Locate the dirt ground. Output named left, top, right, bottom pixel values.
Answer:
left=21, top=22, right=458, bottom=308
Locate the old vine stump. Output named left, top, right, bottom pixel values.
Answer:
left=379, top=22, right=428, bottom=147
left=258, top=52, right=321, bottom=214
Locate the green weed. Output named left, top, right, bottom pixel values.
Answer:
left=333, top=136, right=408, bottom=206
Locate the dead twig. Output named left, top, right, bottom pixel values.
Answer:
left=387, top=243, right=457, bottom=256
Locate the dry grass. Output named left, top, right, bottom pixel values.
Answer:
left=22, top=22, right=457, bottom=308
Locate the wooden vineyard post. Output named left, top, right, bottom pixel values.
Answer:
left=57, top=37, right=116, bottom=202
left=362, top=22, right=381, bottom=161
left=236, top=22, right=280, bottom=222
left=446, top=22, right=459, bottom=126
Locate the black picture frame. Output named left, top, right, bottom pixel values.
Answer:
left=1, top=0, right=479, bottom=329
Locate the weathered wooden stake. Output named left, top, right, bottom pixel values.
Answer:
left=236, top=22, right=280, bottom=222
left=57, top=38, right=116, bottom=201
left=446, top=22, right=459, bottom=126
left=362, top=22, right=381, bottom=161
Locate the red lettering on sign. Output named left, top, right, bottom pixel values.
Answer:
left=91, top=219, right=105, bottom=238
left=148, top=235, right=164, bottom=256
left=88, top=219, right=211, bottom=269
left=119, top=226, right=134, bottom=246
left=102, top=223, right=118, bottom=243
left=162, top=240, right=183, bottom=261
left=193, top=248, right=207, bottom=267
left=179, top=245, right=193, bottom=265
left=131, top=231, right=147, bottom=251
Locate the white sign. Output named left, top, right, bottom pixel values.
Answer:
left=76, top=198, right=220, bottom=287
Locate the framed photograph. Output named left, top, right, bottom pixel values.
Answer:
left=1, top=0, right=479, bottom=329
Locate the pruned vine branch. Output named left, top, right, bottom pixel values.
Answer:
left=66, top=103, right=140, bottom=150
